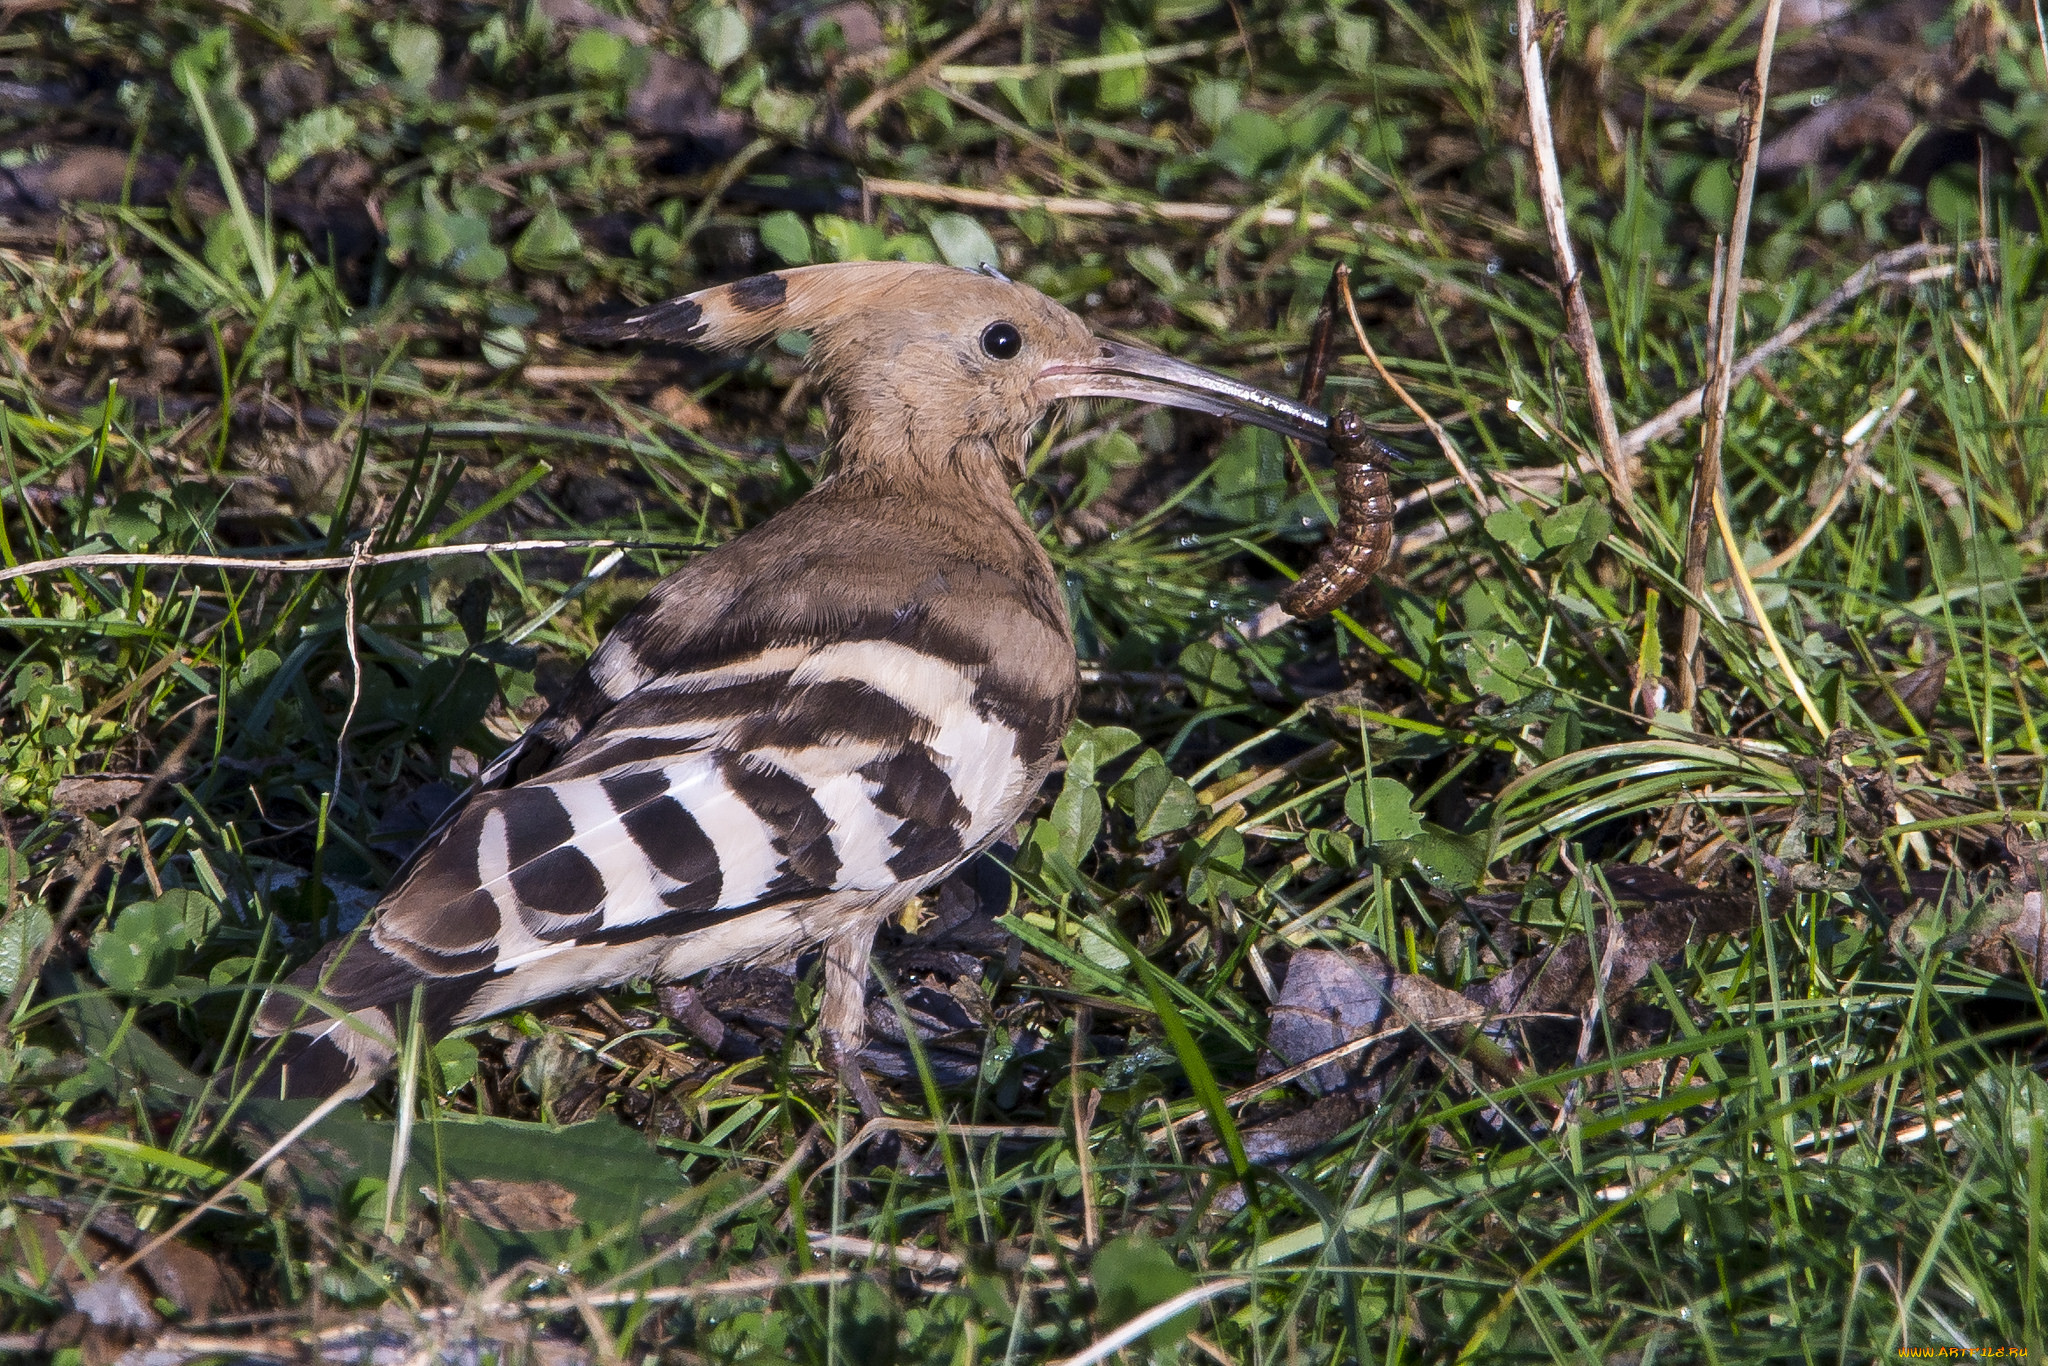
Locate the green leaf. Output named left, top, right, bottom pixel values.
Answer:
left=1096, top=22, right=1146, bottom=110
left=1458, top=630, right=1535, bottom=702
left=1093, top=1234, right=1199, bottom=1350
left=1212, top=109, right=1287, bottom=179
left=433, top=1035, right=480, bottom=1093
left=1816, top=200, right=1856, bottom=236
left=1484, top=504, right=1541, bottom=559
left=480, top=326, right=528, bottom=369
left=1176, top=640, right=1243, bottom=707
left=1382, top=585, right=1442, bottom=658
left=1061, top=720, right=1141, bottom=785
left=759, top=210, right=813, bottom=265
left=1034, top=726, right=1133, bottom=869
left=1409, top=822, right=1487, bottom=890
left=104, top=490, right=165, bottom=551
left=0, top=904, right=54, bottom=998
left=1346, top=777, right=1421, bottom=843
left=419, top=658, right=499, bottom=753
left=171, top=29, right=258, bottom=157
left=1926, top=165, right=1981, bottom=231
left=384, top=22, right=443, bottom=90
left=1127, top=243, right=1180, bottom=293
left=89, top=891, right=220, bottom=994
left=1691, top=161, right=1735, bottom=228
left=267, top=107, right=358, bottom=182
left=814, top=213, right=885, bottom=262
left=452, top=244, right=509, bottom=285
left=1304, top=827, right=1356, bottom=871
left=927, top=213, right=1000, bottom=270
left=1184, top=826, right=1254, bottom=904
left=1076, top=915, right=1130, bottom=973
left=567, top=28, right=628, bottom=82
left=512, top=204, right=583, bottom=273
left=750, top=87, right=815, bottom=138
left=227, top=647, right=282, bottom=707
left=1288, top=101, right=1349, bottom=155
left=1357, top=113, right=1404, bottom=167
left=1190, top=78, right=1239, bottom=128
left=1332, top=14, right=1377, bottom=73
left=694, top=6, right=751, bottom=70
left=1538, top=499, right=1613, bottom=568
left=1109, top=751, right=1201, bottom=840
left=631, top=223, right=682, bottom=264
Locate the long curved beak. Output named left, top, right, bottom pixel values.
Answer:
left=1039, top=341, right=1331, bottom=446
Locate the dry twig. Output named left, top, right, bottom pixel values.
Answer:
left=1620, top=242, right=1957, bottom=456
left=1675, top=0, right=1787, bottom=714
left=844, top=5, right=1016, bottom=130
left=1337, top=286, right=1487, bottom=508
left=0, top=537, right=645, bottom=589
left=1515, top=0, right=1632, bottom=512
left=1710, top=387, right=1917, bottom=589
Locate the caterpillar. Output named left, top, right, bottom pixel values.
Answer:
left=1279, top=406, right=1399, bottom=619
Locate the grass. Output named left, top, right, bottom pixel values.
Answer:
left=2, top=0, right=2047, bottom=1361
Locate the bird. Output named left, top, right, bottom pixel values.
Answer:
left=240, top=260, right=1331, bottom=1102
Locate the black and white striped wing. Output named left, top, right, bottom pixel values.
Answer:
left=303, top=637, right=1035, bottom=1020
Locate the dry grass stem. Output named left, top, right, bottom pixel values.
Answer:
left=1710, top=387, right=1917, bottom=590
left=1621, top=243, right=1956, bottom=456
left=844, top=5, right=1016, bottom=130
left=1515, top=0, right=1632, bottom=511
left=1676, top=0, right=1787, bottom=714
left=1337, top=285, right=1487, bottom=508
left=1710, top=484, right=1831, bottom=736
left=0, top=538, right=645, bottom=589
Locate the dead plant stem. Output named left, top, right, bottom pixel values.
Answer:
left=1676, top=0, right=1786, bottom=714
left=1515, top=0, right=1632, bottom=514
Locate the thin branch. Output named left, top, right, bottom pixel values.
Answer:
left=1621, top=242, right=1957, bottom=456
left=1515, top=0, right=1632, bottom=511
left=844, top=5, right=1016, bottom=130
left=1710, top=387, right=1916, bottom=589
left=0, top=537, right=652, bottom=590
left=1338, top=285, right=1488, bottom=508
left=1051, top=1279, right=1251, bottom=1366
left=331, top=542, right=369, bottom=801
left=1675, top=0, right=1786, bottom=714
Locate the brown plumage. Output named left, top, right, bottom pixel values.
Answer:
left=239, top=262, right=1330, bottom=1101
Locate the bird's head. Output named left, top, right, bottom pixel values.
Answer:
left=577, top=261, right=1329, bottom=485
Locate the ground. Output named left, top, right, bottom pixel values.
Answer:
left=2, top=0, right=2047, bottom=1361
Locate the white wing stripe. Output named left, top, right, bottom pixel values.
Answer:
left=753, top=741, right=905, bottom=890
left=551, top=778, right=665, bottom=926
left=669, top=761, right=784, bottom=910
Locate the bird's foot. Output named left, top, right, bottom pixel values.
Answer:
left=819, top=1028, right=886, bottom=1124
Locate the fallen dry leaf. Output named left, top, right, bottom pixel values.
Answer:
left=425, top=1178, right=581, bottom=1232
left=649, top=384, right=712, bottom=428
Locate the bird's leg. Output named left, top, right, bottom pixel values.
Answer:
left=818, top=915, right=884, bottom=1121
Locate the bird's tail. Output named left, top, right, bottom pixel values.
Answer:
left=228, top=934, right=478, bottom=1102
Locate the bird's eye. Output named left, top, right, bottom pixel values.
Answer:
left=980, top=321, right=1023, bottom=360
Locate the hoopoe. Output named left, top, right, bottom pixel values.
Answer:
left=244, top=261, right=1330, bottom=1101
